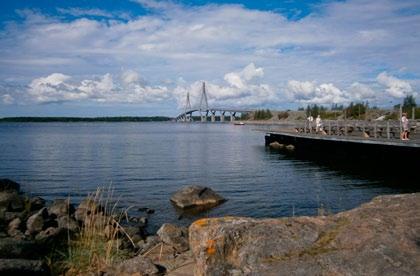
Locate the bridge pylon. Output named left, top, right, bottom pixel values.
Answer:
left=199, top=82, right=209, bottom=122
left=183, top=92, right=192, bottom=122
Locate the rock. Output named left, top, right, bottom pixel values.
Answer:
left=170, top=185, right=226, bottom=210
left=35, top=227, right=63, bottom=242
left=26, top=208, right=48, bottom=235
left=0, top=191, right=24, bottom=211
left=285, top=144, right=295, bottom=151
left=122, top=226, right=144, bottom=245
left=106, top=255, right=160, bottom=276
left=7, top=217, right=24, bottom=238
left=29, top=197, right=46, bottom=211
left=136, top=235, right=160, bottom=254
left=189, top=193, right=420, bottom=276
left=268, top=141, right=284, bottom=150
left=0, top=259, right=50, bottom=276
left=0, top=238, right=45, bottom=259
left=0, top=179, right=20, bottom=192
left=3, top=211, right=27, bottom=223
left=74, top=198, right=101, bottom=222
left=57, top=216, right=79, bottom=232
left=48, top=198, right=74, bottom=217
left=157, top=223, right=189, bottom=252
left=138, top=207, right=155, bottom=214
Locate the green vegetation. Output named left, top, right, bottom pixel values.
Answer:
left=344, top=102, right=368, bottom=119
left=253, top=109, right=273, bottom=120
left=0, top=116, right=172, bottom=123
left=277, top=111, right=289, bottom=120
left=240, top=112, right=250, bottom=120
left=53, top=188, right=132, bottom=275
left=305, top=104, right=341, bottom=119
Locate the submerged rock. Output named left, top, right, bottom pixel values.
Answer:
left=170, top=185, right=226, bottom=210
left=268, top=141, right=284, bottom=150
left=189, top=193, right=420, bottom=276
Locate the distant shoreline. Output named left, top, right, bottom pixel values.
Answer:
left=0, top=116, right=173, bottom=122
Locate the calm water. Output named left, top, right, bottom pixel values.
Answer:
left=0, top=122, right=417, bottom=231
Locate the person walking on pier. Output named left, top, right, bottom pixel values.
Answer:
left=401, top=112, right=409, bottom=140
left=316, top=115, right=323, bottom=133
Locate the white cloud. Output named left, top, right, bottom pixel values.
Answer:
left=2, top=94, right=14, bottom=104
left=174, top=63, right=277, bottom=108
left=376, top=72, right=413, bottom=98
left=28, top=71, right=170, bottom=104
left=348, top=82, right=376, bottom=101
left=0, top=0, right=419, bottom=112
left=286, top=80, right=348, bottom=104
left=121, top=70, right=141, bottom=85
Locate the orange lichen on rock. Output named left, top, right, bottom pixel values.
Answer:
left=193, top=218, right=210, bottom=228
left=206, top=239, right=217, bottom=255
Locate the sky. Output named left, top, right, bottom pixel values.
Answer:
left=0, top=0, right=419, bottom=117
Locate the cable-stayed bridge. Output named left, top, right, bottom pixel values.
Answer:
left=176, top=82, right=253, bottom=122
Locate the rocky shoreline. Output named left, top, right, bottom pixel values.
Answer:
left=1, top=179, right=419, bottom=275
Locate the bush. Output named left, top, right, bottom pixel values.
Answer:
left=60, top=188, right=132, bottom=275
left=253, top=109, right=273, bottom=120
left=277, top=111, right=289, bottom=120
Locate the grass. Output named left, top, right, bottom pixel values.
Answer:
left=55, top=187, right=133, bottom=275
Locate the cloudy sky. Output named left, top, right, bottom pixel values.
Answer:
left=0, top=0, right=419, bottom=116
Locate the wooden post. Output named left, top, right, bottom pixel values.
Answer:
left=336, top=120, right=339, bottom=135
left=399, top=105, right=403, bottom=133
left=328, top=121, right=331, bottom=135
left=304, top=121, right=307, bottom=133
left=374, top=122, right=377, bottom=138
left=413, top=106, right=416, bottom=120
left=387, top=120, right=390, bottom=139
left=344, top=120, right=347, bottom=136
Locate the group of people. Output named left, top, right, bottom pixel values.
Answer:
left=307, top=113, right=411, bottom=140
left=307, top=115, right=323, bottom=133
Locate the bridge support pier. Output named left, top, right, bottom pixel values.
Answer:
left=201, top=114, right=207, bottom=122
left=211, top=111, right=216, bottom=122
left=220, top=112, right=225, bottom=122
left=230, top=112, right=236, bottom=122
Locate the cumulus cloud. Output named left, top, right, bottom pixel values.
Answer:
left=174, top=63, right=277, bottom=109
left=286, top=80, right=349, bottom=104
left=348, top=82, right=376, bottom=101
left=28, top=71, right=170, bottom=104
left=376, top=72, right=413, bottom=98
left=0, top=0, right=419, bottom=112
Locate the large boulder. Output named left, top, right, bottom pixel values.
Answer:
left=0, top=179, right=20, bottom=192
left=170, top=185, right=226, bottom=210
left=157, top=223, right=189, bottom=253
left=0, top=259, right=50, bottom=276
left=189, top=193, right=420, bottom=276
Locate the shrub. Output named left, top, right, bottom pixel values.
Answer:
left=60, top=188, right=132, bottom=275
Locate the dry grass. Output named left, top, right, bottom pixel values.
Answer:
left=62, top=187, right=133, bottom=275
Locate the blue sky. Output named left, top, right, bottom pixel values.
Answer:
left=0, top=0, right=419, bottom=116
